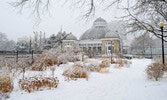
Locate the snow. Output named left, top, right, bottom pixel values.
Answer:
left=7, top=59, right=167, bottom=100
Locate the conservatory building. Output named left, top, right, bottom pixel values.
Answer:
left=62, top=17, right=122, bottom=55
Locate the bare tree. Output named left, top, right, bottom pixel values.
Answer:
left=11, top=0, right=167, bottom=40
left=131, top=33, right=151, bottom=56
left=123, top=0, right=167, bottom=41
left=0, top=32, right=16, bottom=51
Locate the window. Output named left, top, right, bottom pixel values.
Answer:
left=105, top=41, right=114, bottom=54
left=64, top=43, right=72, bottom=51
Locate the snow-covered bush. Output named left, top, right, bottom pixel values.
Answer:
left=74, top=61, right=100, bottom=72
left=58, top=51, right=81, bottom=64
left=100, top=60, right=110, bottom=68
left=31, top=50, right=82, bottom=71
left=19, top=76, right=59, bottom=93
left=96, top=68, right=110, bottom=73
left=85, top=62, right=100, bottom=72
left=71, top=60, right=110, bottom=74
left=62, top=64, right=88, bottom=80
left=0, top=61, right=26, bottom=80
left=30, top=50, right=59, bottom=71
left=146, top=63, right=164, bottom=81
left=114, top=59, right=131, bottom=68
left=111, top=58, right=116, bottom=64
left=0, top=73, right=13, bottom=94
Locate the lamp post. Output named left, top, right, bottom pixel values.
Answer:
left=29, top=37, right=32, bottom=54
left=159, top=22, right=165, bottom=65
left=60, top=36, right=63, bottom=52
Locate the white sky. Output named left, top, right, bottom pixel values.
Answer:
left=0, top=0, right=126, bottom=41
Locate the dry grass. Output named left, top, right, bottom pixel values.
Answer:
left=0, top=73, right=13, bottom=94
left=146, top=62, right=164, bottom=81
left=114, top=59, right=131, bottom=68
left=146, top=56, right=167, bottom=81
left=72, top=59, right=111, bottom=74
left=19, top=76, right=59, bottom=93
left=100, top=60, right=111, bottom=68
left=81, top=58, right=111, bottom=73
left=30, top=50, right=59, bottom=71
left=58, top=51, right=81, bottom=64
left=62, top=64, right=88, bottom=80
left=96, top=68, right=110, bottom=73
left=30, top=50, right=82, bottom=71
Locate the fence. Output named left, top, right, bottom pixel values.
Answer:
left=0, top=50, right=35, bottom=62
left=129, top=46, right=167, bottom=58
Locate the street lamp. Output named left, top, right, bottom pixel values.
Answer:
left=29, top=37, right=32, bottom=53
left=159, top=22, right=165, bottom=65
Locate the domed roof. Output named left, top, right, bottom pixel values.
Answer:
left=65, top=33, right=77, bottom=40
left=80, top=17, right=109, bottom=40
left=94, top=17, right=107, bottom=23
left=105, top=31, right=120, bottom=38
left=93, top=17, right=107, bottom=27
left=80, top=17, right=121, bottom=40
left=80, top=27, right=110, bottom=40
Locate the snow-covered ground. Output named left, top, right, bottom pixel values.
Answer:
left=7, top=59, right=167, bottom=100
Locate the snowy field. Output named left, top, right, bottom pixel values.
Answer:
left=7, top=59, right=167, bottom=100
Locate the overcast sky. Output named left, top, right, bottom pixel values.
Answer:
left=0, top=0, right=126, bottom=41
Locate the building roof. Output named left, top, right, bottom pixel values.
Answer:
left=80, top=17, right=120, bottom=40
left=105, top=31, right=120, bottom=39
left=94, top=17, right=107, bottom=23
left=80, top=27, right=110, bottom=40
left=65, top=33, right=77, bottom=40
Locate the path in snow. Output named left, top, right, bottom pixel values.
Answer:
left=8, top=59, right=167, bottom=100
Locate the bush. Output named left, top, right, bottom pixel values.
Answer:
left=0, top=73, right=13, bottom=94
left=19, top=76, right=59, bottom=93
left=114, top=59, right=131, bottom=68
left=96, top=68, right=110, bottom=73
left=30, top=50, right=59, bottom=71
left=58, top=51, right=81, bottom=64
left=30, top=50, right=82, bottom=71
left=85, top=63, right=100, bottom=72
left=100, top=60, right=111, bottom=68
left=62, top=64, right=88, bottom=80
left=75, top=60, right=100, bottom=72
left=146, top=63, right=164, bottom=81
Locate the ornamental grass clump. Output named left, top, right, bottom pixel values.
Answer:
left=94, top=60, right=111, bottom=73
left=114, top=59, right=131, bottom=68
left=19, top=76, right=59, bottom=93
left=0, top=73, right=13, bottom=94
left=100, top=60, right=111, bottom=68
left=146, top=62, right=164, bottom=81
left=30, top=50, right=82, bottom=71
left=62, top=64, right=88, bottom=80
left=30, top=50, right=59, bottom=71
left=58, top=51, right=82, bottom=64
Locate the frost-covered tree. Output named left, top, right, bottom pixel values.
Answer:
left=131, top=33, right=152, bottom=55
left=15, top=40, right=29, bottom=51
left=0, top=32, right=16, bottom=51
left=32, top=31, right=46, bottom=52
left=44, top=31, right=68, bottom=50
